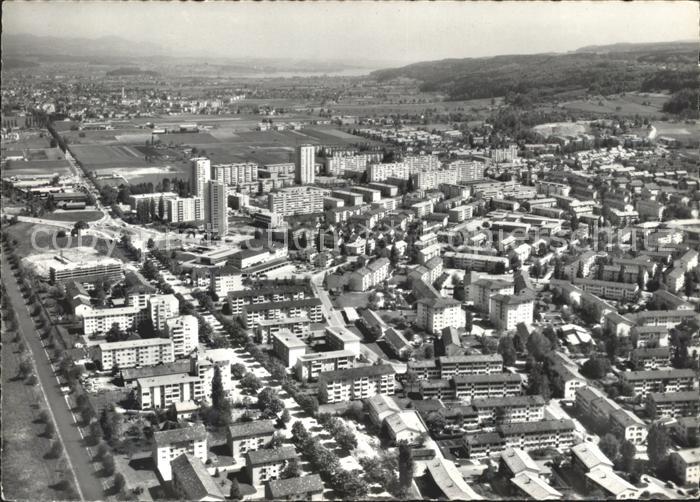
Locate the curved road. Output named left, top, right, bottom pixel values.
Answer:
left=1, top=252, right=105, bottom=501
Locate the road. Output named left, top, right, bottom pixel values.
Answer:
left=1, top=252, right=105, bottom=501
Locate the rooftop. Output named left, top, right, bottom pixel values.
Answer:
left=170, top=453, right=225, bottom=501
left=571, top=442, right=614, bottom=471
left=266, top=474, right=324, bottom=498
left=154, top=424, right=207, bottom=447
left=246, top=446, right=297, bottom=466
left=227, top=420, right=276, bottom=440
left=318, top=364, right=395, bottom=382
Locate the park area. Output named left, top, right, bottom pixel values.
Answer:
left=559, top=92, right=668, bottom=117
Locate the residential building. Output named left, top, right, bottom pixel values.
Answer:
left=265, top=475, right=324, bottom=501
left=472, top=395, right=546, bottom=425
left=153, top=424, right=207, bottom=481
left=546, top=351, right=587, bottom=401
left=295, top=350, right=355, bottom=382
left=646, top=391, right=700, bottom=419
left=671, top=447, right=700, bottom=486
left=385, top=410, right=428, bottom=444
left=149, top=294, right=180, bottom=332
left=630, top=347, right=671, bottom=371
left=572, top=277, right=639, bottom=301
left=489, top=290, right=535, bottom=332
left=227, top=420, right=277, bottom=459
left=325, top=326, right=362, bottom=356
left=167, top=196, right=204, bottom=223
left=318, top=364, right=396, bottom=403
left=437, top=354, right=503, bottom=378
left=443, top=251, right=509, bottom=272
left=192, top=157, right=211, bottom=199
left=620, top=369, right=697, bottom=398
left=349, top=257, right=390, bottom=291
left=49, top=255, right=124, bottom=285
left=205, top=180, right=228, bottom=235
left=82, top=305, right=140, bottom=336
left=268, top=186, right=327, bottom=216
left=246, top=446, right=298, bottom=486
left=416, top=297, right=463, bottom=334
left=97, top=338, right=174, bottom=370
left=295, top=145, right=315, bottom=185
left=272, top=330, right=307, bottom=368
left=137, top=373, right=202, bottom=410
left=170, top=453, right=225, bottom=501
left=498, top=419, right=576, bottom=451
left=452, top=373, right=523, bottom=401
left=242, top=298, right=323, bottom=328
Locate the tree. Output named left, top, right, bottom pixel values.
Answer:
left=291, top=421, right=309, bottom=445
left=526, top=331, right=552, bottom=360
left=280, top=408, right=291, bottom=425
left=333, top=470, right=368, bottom=499
left=581, top=356, right=611, bottom=380
left=280, top=457, right=300, bottom=479
left=48, top=440, right=63, bottom=458
left=335, top=428, right=358, bottom=451
left=398, top=441, right=414, bottom=494
left=647, top=423, right=670, bottom=469
left=599, top=433, right=621, bottom=462
left=498, top=336, right=517, bottom=366
left=72, top=220, right=89, bottom=236
left=229, top=479, right=242, bottom=500
left=618, top=440, right=637, bottom=473
left=44, top=421, right=56, bottom=438
left=426, top=411, right=447, bottom=433
left=102, top=454, right=116, bottom=476
left=240, top=373, right=262, bottom=394
left=231, top=363, right=247, bottom=379
left=527, top=364, right=551, bottom=400
left=465, top=311, right=473, bottom=334
left=211, top=366, right=225, bottom=411
left=113, top=473, right=126, bottom=494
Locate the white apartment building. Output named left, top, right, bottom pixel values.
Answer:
left=149, top=294, right=180, bottom=332
left=212, top=162, right=258, bottom=185
left=97, top=337, right=174, bottom=370
left=268, top=186, right=327, bottom=216
left=83, top=305, right=140, bottom=336
left=295, top=145, right=315, bottom=185
left=443, top=252, right=509, bottom=272
left=191, top=157, right=211, bottom=199
left=489, top=291, right=535, bottom=332
left=153, top=424, right=207, bottom=481
left=165, top=315, right=199, bottom=357
left=318, top=364, right=396, bottom=403
left=448, top=160, right=486, bottom=183
left=295, top=350, right=355, bottom=381
left=368, top=162, right=409, bottom=182
left=167, top=197, right=203, bottom=223
left=349, top=257, right=391, bottom=292
left=209, top=269, right=242, bottom=298
left=572, top=277, right=639, bottom=301
left=206, top=180, right=228, bottom=235
left=191, top=348, right=234, bottom=404
left=416, top=297, right=463, bottom=334
left=137, top=373, right=203, bottom=410
left=412, top=169, right=459, bottom=190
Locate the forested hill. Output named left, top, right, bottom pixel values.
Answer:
left=370, top=41, right=698, bottom=102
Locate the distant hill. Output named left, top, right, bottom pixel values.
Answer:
left=370, top=41, right=698, bottom=101
left=105, top=67, right=160, bottom=77
left=2, top=33, right=167, bottom=59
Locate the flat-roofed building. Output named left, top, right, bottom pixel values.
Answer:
left=325, top=326, right=362, bottom=356
left=82, top=305, right=140, bottom=336
left=272, top=330, right=307, bottom=368
left=98, top=337, right=174, bottom=370
left=165, top=315, right=198, bottom=358
left=318, top=364, right=396, bottom=403
left=417, top=297, right=463, bottom=334
left=438, top=354, right=503, bottom=378
left=546, top=351, right=587, bottom=401
left=153, top=423, right=207, bottom=481
left=255, top=316, right=311, bottom=344
left=268, top=186, right=327, bottom=216
left=246, top=446, right=298, bottom=486
left=295, top=350, right=355, bottom=382
left=190, top=349, right=234, bottom=404
left=572, top=277, right=639, bottom=301
left=489, top=290, right=535, bottom=332
left=443, top=251, right=509, bottom=272
left=49, top=254, right=124, bottom=284
left=227, top=420, right=276, bottom=459
left=149, top=294, right=180, bottom=332
left=137, top=373, right=202, bottom=410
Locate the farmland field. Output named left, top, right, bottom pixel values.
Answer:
left=560, top=93, right=668, bottom=117
left=69, top=144, right=143, bottom=165
left=3, top=159, right=73, bottom=177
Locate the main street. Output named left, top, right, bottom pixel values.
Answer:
left=1, top=252, right=105, bottom=501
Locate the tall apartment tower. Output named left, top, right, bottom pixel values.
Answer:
left=192, top=157, right=211, bottom=198
left=295, top=145, right=315, bottom=185
left=206, top=180, right=228, bottom=236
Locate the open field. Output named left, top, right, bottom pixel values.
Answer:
left=43, top=210, right=104, bottom=222
left=1, top=314, right=74, bottom=500
left=560, top=92, right=668, bottom=117
left=70, top=144, right=145, bottom=165
left=326, top=96, right=503, bottom=116
left=532, top=121, right=589, bottom=137
left=2, top=159, right=73, bottom=177
left=653, top=121, right=700, bottom=140
left=1, top=131, right=54, bottom=150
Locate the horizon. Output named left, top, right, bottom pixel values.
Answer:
left=2, top=1, right=698, bottom=65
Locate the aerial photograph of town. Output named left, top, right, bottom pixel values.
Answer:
left=0, top=1, right=699, bottom=501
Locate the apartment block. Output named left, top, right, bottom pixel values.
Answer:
left=620, top=369, right=697, bottom=398
left=646, top=391, right=700, bottom=419
left=137, top=373, right=202, bottom=410
left=416, top=297, right=463, bottom=334
left=152, top=424, right=207, bottom=481
left=318, top=364, right=396, bottom=403
left=246, top=447, right=298, bottom=486
left=227, top=420, right=276, bottom=459
left=97, top=338, right=174, bottom=370
left=295, top=350, right=355, bottom=382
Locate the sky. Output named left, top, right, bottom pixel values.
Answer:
left=3, top=1, right=698, bottom=64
